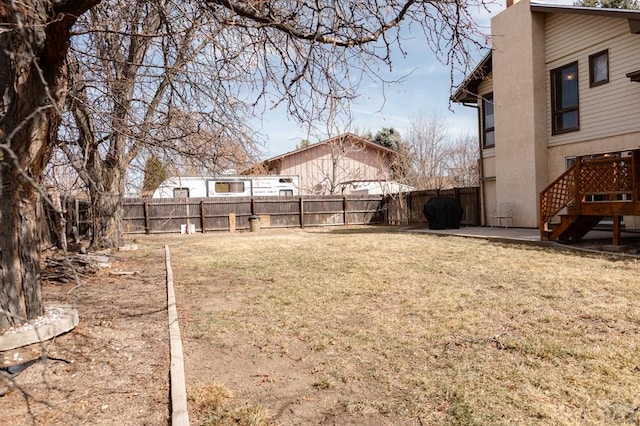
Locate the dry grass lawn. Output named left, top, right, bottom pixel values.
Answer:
left=149, top=227, right=640, bottom=425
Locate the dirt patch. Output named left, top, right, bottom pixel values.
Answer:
left=1, top=245, right=169, bottom=425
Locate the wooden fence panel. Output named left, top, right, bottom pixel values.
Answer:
left=121, top=189, right=478, bottom=234
left=203, top=198, right=252, bottom=231
left=384, top=187, right=480, bottom=227
left=384, top=194, right=408, bottom=225
left=346, top=196, right=385, bottom=225
left=302, top=196, right=346, bottom=227
left=254, top=197, right=301, bottom=228
left=457, top=187, right=480, bottom=226
left=407, top=189, right=440, bottom=224
left=122, top=202, right=146, bottom=234
left=149, top=200, right=201, bottom=233
left=122, top=195, right=386, bottom=233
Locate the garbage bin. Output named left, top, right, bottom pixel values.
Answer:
left=249, top=215, right=261, bottom=232
left=422, top=197, right=463, bottom=230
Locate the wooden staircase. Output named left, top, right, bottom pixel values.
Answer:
left=539, top=151, right=640, bottom=244
left=545, top=214, right=604, bottom=241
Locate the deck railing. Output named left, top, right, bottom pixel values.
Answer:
left=577, top=156, right=633, bottom=198
left=539, top=154, right=638, bottom=231
left=539, top=163, right=577, bottom=230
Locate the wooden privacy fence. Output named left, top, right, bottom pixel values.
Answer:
left=122, top=187, right=480, bottom=234
left=41, top=195, right=92, bottom=248
left=122, top=195, right=386, bottom=234
left=384, top=187, right=481, bottom=226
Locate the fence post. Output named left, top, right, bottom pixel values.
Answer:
left=144, top=201, right=151, bottom=235
left=251, top=198, right=256, bottom=215
left=299, top=197, right=304, bottom=229
left=200, top=200, right=206, bottom=233
left=343, top=197, right=349, bottom=226
left=229, top=213, right=236, bottom=233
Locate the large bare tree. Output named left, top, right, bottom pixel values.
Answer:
left=0, top=0, right=99, bottom=330
left=405, top=113, right=451, bottom=189
left=401, top=113, right=479, bottom=190
left=446, top=133, right=479, bottom=187
left=1, top=0, right=488, bottom=329
left=61, top=0, right=260, bottom=249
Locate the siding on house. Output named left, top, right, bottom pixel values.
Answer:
left=264, top=134, right=394, bottom=194
left=547, top=131, right=640, bottom=181
left=545, top=13, right=640, bottom=146
left=453, top=1, right=640, bottom=228
left=478, top=75, right=493, bottom=96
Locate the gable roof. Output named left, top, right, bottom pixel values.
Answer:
left=452, top=2, right=640, bottom=104
left=262, top=132, right=397, bottom=164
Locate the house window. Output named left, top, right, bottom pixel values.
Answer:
left=215, top=181, right=245, bottom=193
left=551, top=62, right=579, bottom=134
left=482, top=94, right=495, bottom=148
left=589, top=50, right=609, bottom=87
left=565, top=156, right=576, bottom=169
left=173, top=188, right=190, bottom=198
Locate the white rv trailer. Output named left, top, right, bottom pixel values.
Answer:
left=152, top=175, right=299, bottom=198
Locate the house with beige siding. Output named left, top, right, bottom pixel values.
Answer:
left=454, top=0, right=640, bottom=243
left=250, top=133, right=406, bottom=195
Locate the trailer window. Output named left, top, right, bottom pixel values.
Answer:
left=279, top=178, right=293, bottom=183
left=279, top=190, right=293, bottom=196
left=215, top=181, right=245, bottom=193
left=173, top=188, right=190, bottom=198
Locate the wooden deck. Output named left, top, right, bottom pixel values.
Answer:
left=540, top=150, right=640, bottom=245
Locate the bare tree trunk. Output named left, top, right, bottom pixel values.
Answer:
left=0, top=181, right=44, bottom=330
left=48, top=188, right=68, bottom=250
left=0, top=0, right=97, bottom=330
left=90, top=170, right=125, bottom=250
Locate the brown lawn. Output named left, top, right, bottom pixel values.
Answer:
left=8, top=226, right=635, bottom=425
left=163, top=227, right=640, bottom=425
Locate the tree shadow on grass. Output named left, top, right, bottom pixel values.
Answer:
left=325, top=225, right=421, bottom=235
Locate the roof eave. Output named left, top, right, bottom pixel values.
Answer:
left=451, top=51, right=492, bottom=104
left=530, top=2, right=640, bottom=33
left=261, top=132, right=396, bottom=165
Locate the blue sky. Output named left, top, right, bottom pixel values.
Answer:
left=255, top=0, right=573, bottom=158
left=254, top=3, right=498, bottom=158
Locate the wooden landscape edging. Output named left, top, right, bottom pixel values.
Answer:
left=165, top=245, right=189, bottom=426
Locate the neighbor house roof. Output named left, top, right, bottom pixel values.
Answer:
left=264, top=132, right=397, bottom=163
left=241, top=132, right=398, bottom=175
left=452, top=2, right=640, bottom=103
